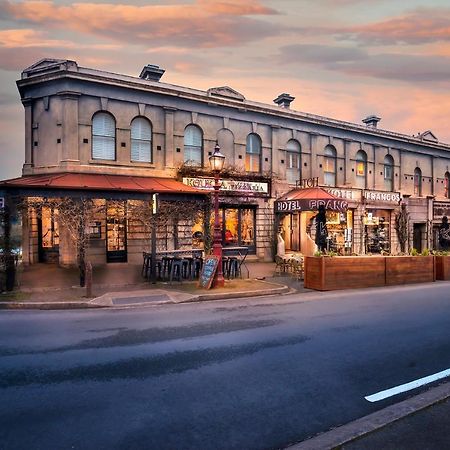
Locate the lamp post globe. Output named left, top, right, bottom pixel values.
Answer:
left=209, top=144, right=226, bottom=288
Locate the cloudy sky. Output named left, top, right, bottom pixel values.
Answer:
left=1, top=0, right=450, bottom=180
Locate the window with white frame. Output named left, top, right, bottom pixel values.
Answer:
left=286, top=140, right=301, bottom=184
left=184, top=125, right=203, bottom=165
left=92, top=112, right=116, bottom=160
left=131, top=117, right=152, bottom=163
left=355, top=150, right=367, bottom=189
left=383, top=154, right=394, bottom=191
left=323, top=145, right=336, bottom=187
left=246, top=133, right=261, bottom=173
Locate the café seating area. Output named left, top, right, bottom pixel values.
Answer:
left=142, top=248, right=247, bottom=282
left=274, top=254, right=304, bottom=280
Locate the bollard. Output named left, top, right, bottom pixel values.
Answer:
left=85, top=261, right=93, bottom=298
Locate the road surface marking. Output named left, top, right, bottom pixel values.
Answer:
left=365, top=367, right=450, bottom=402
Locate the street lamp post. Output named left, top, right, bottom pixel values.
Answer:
left=209, top=144, right=226, bottom=288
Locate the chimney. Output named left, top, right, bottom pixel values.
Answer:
left=362, top=115, right=381, bottom=128
left=273, top=93, right=295, bottom=109
left=139, top=64, right=165, bottom=82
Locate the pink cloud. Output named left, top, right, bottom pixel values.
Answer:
left=339, top=7, right=450, bottom=45
left=0, top=0, right=279, bottom=47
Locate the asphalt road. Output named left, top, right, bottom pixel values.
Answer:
left=1, top=282, right=450, bottom=450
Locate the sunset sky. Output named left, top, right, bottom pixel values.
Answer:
left=1, top=0, right=450, bottom=180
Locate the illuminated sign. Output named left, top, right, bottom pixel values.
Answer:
left=363, top=190, right=401, bottom=203
left=183, top=177, right=269, bottom=195
left=324, top=188, right=361, bottom=202
left=275, top=198, right=348, bottom=212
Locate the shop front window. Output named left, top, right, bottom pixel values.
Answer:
left=41, top=207, right=59, bottom=249
left=325, top=209, right=353, bottom=254
left=205, top=206, right=256, bottom=253
left=364, top=210, right=391, bottom=253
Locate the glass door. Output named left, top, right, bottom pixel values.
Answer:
left=38, top=206, right=59, bottom=263
left=106, top=202, right=127, bottom=262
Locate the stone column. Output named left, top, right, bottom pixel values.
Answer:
left=164, top=107, right=176, bottom=169
left=310, top=133, right=318, bottom=179
left=271, top=125, right=279, bottom=177
left=22, top=98, right=33, bottom=174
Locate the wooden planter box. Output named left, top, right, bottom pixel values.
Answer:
left=435, top=256, right=450, bottom=280
left=304, top=256, right=386, bottom=291
left=385, top=256, right=435, bottom=285
left=304, top=255, right=436, bottom=291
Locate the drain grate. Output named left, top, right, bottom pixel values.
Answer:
left=113, top=294, right=170, bottom=305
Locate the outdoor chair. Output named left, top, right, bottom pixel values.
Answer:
left=274, top=255, right=289, bottom=275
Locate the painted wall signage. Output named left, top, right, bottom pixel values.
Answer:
left=296, top=177, right=319, bottom=188
left=363, top=190, right=401, bottom=204
left=433, top=201, right=450, bottom=220
left=324, top=187, right=362, bottom=202
left=275, top=198, right=348, bottom=212
left=183, top=177, right=269, bottom=195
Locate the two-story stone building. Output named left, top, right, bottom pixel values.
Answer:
left=2, top=58, right=450, bottom=267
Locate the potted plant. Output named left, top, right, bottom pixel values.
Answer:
left=434, top=251, right=450, bottom=280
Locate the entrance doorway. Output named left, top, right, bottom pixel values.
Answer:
left=413, top=223, right=426, bottom=252
left=37, top=206, right=59, bottom=263
left=106, top=202, right=127, bottom=263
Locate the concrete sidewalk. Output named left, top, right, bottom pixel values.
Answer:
left=288, top=381, right=450, bottom=450
left=0, top=261, right=307, bottom=309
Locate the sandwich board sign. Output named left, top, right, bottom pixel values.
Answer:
left=198, top=255, right=220, bottom=289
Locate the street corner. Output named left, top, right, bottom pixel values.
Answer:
left=90, top=289, right=197, bottom=308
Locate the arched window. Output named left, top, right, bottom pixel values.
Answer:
left=286, top=139, right=301, bottom=184
left=414, top=167, right=422, bottom=196
left=131, top=117, right=152, bottom=162
left=383, top=154, right=394, bottom=191
left=92, top=112, right=115, bottom=160
left=323, top=145, right=336, bottom=187
left=355, top=150, right=367, bottom=189
left=184, top=125, right=203, bottom=165
left=445, top=172, right=450, bottom=199
left=246, top=133, right=261, bottom=173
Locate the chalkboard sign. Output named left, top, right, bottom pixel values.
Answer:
left=198, top=255, right=220, bottom=289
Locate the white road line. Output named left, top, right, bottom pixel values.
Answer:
left=365, top=367, right=450, bottom=402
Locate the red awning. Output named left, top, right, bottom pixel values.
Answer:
left=275, top=187, right=348, bottom=212
left=0, top=173, right=204, bottom=195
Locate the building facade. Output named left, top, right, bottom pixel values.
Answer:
left=3, top=58, right=450, bottom=266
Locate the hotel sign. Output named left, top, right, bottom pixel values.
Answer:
left=275, top=198, right=348, bottom=212
left=324, top=187, right=361, bottom=202
left=183, top=177, right=269, bottom=195
left=363, top=190, right=401, bottom=204
left=433, top=201, right=450, bottom=220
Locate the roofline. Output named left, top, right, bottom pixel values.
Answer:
left=16, top=60, right=450, bottom=151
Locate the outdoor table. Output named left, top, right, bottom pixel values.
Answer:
left=222, top=246, right=249, bottom=278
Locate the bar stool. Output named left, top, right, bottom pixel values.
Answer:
left=192, top=256, right=203, bottom=279
left=161, top=256, right=173, bottom=281
left=181, top=257, right=193, bottom=279
left=169, top=258, right=183, bottom=282
left=227, top=256, right=240, bottom=279
left=141, top=252, right=150, bottom=278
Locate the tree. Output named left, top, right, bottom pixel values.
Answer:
left=395, top=203, right=409, bottom=253
left=25, top=197, right=103, bottom=287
